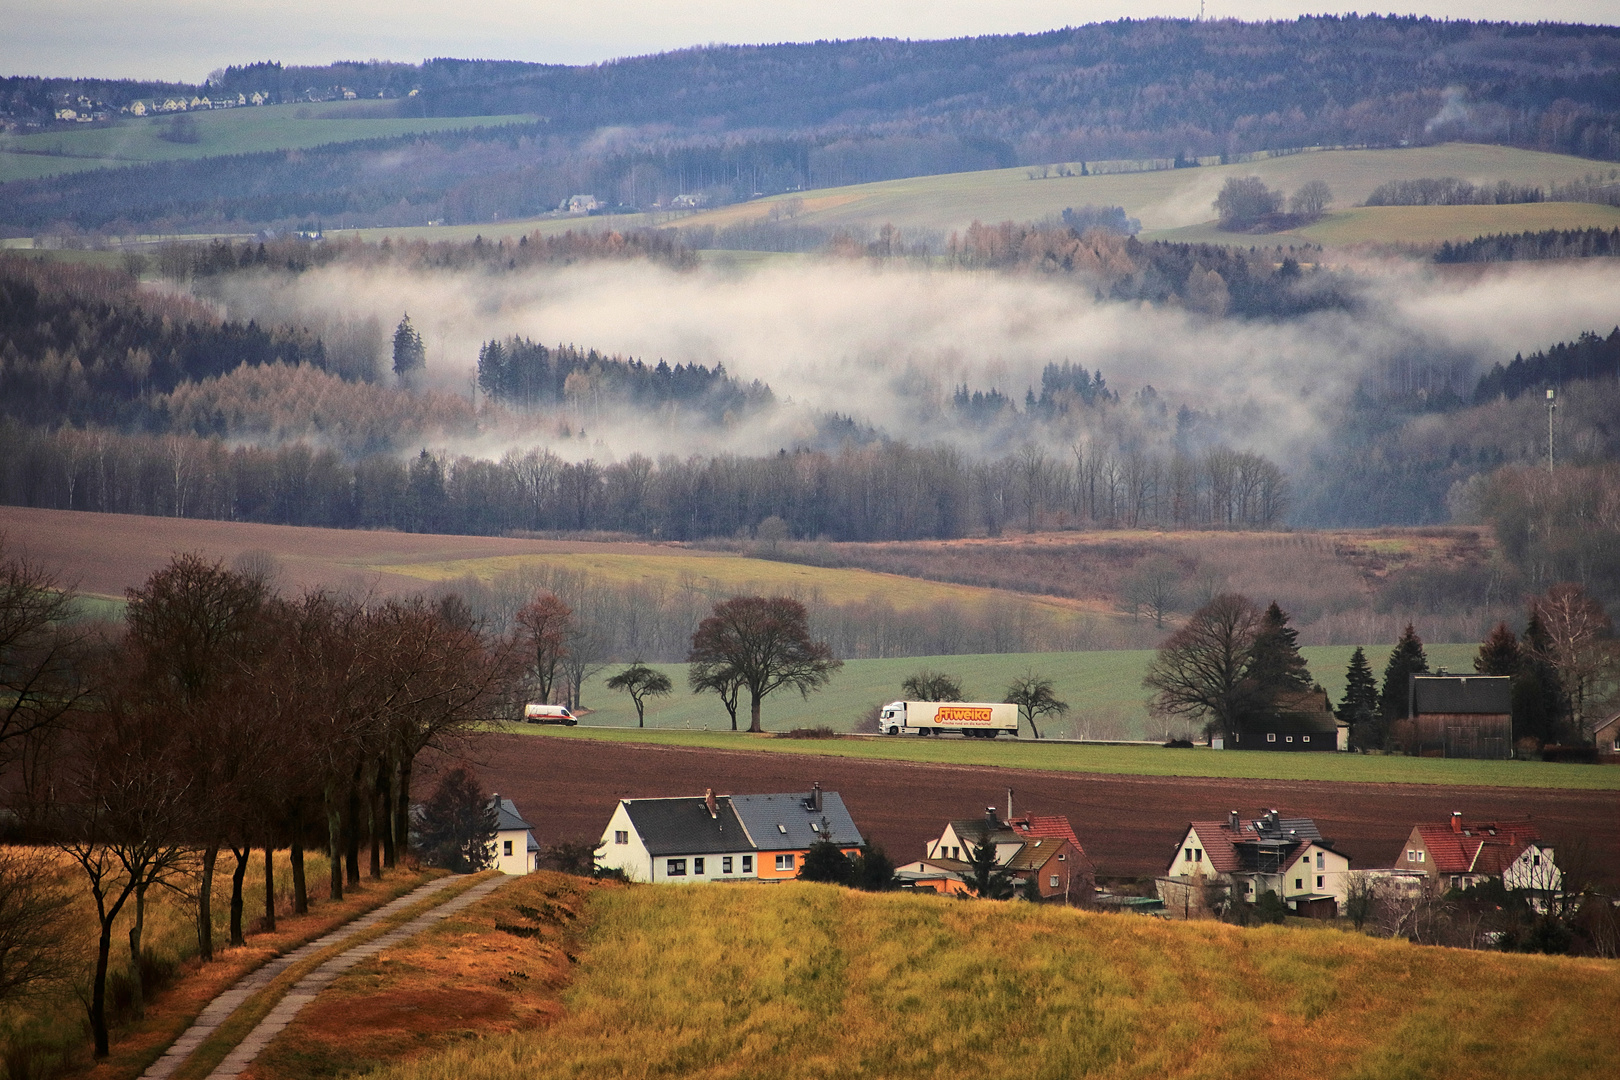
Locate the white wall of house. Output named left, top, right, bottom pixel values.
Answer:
left=1283, top=843, right=1352, bottom=906
left=1502, top=845, right=1561, bottom=894
left=490, top=828, right=537, bottom=875
left=598, top=802, right=654, bottom=882
left=648, top=850, right=758, bottom=883
left=1166, top=827, right=1215, bottom=878
left=928, top=823, right=1021, bottom=865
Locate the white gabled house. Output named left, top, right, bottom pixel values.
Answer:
left=489, top=793, right=540, bottom=875
left=597, top=785, right=864, bottom=884
left=1161, top=809, right=1351, bottom=917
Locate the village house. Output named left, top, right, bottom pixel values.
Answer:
left=1158, top=810, right=1351, bottom=918
left=897, top=796, right=1095, bottom=901
left=1226, top=687, right=1346, bottom=751
left=596, top=784, right=864, bottom=884
left=1593, top=711, right=1620, bottom=760
left=489, top=793, right=540, bottom=875
left=1392, top=673, right=1512, bottom=759
left=1391, top=813, right=1559, bottom=899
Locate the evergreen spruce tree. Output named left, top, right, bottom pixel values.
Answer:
left=1515, top=612, right=1567, bottom=745
left=1247, top=601, right=1313, bottom=699
left=1474, top=622, right=1521, bottom=676
left=393, top=314, right=426, bottom=385
left=1337, top=646, right=1380, bottom=746
left=1378, top=624, right=1429, bottom=747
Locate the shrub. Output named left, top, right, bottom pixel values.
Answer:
left=781, top=726, right=839, bottom=739
left=1254, top=889, right=1289, bottom=924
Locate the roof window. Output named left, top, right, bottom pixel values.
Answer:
left=778, top=824, right=788, bottom=833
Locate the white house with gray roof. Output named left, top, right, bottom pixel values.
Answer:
left=489, top=793, right=540, bottom=875
left=597, top=785, right=865, bottom=883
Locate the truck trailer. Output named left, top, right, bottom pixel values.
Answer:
left=879, top=701, right=1019, bottom=738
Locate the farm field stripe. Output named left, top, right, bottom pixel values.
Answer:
left=203, top=875, right=512, bottom=1079
left=141, top=876, right=462, bottom=1080
left=510, top=726, right=1620, bottom=791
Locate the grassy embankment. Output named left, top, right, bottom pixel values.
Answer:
left=337, top=142, right=1620, bottom=247
left=0, top=849, right=443, bottom=1080
left=342, top=879, right=1620, bottom=1080
left=0, top=101, right=534, bottom=184
left=551, top=643, right=1479, bottom=740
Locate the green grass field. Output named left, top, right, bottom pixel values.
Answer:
left=1154, top=201, right=1620, bottom=247
left=0, top=102, right=534, bottom=183
left=566, top=644, right=1480, bottom=739
left=365, top=882, right=1620, bottom=1080
left=515, top=725, right=1620, bottom=790
left=335, top=142, right=1620, bottom=248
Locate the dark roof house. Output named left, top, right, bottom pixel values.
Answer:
left=1399, top=674, right=1513, bottom=759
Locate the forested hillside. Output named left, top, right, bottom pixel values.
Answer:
left=6, top=16, right=1620, bottom=235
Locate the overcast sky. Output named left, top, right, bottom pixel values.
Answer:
left=5, top=1, right=1618, bottom=82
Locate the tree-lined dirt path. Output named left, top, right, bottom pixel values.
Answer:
left=462, top=735, right=1618, bottom=882
left=140, top=875, right=502, bottom=1080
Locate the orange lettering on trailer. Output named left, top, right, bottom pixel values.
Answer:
left=935, top=706, right=993, bottom=724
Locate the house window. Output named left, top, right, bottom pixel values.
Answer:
left=1417, top=851, right=1425, bottom=863
left=1294, top=878, right=1302, bottom=890
left=615, top=830, right=628, bottom=845
left=1184, top=848, right=1193, bottom=862
left=503, top=840, right=513, bottom=856
left=1194, top=849, right=1202, bottom=862
left=1303, top=735, right=1310, bottom=742
left=1407, top=849, right=1416, bottom=862
left=1049, top=875, right=1060, bottom=888
left=693, top=858, right=705, bottom=875
left=1267, top=733, right=1277, bottom=743
left=667, top=859, right=687, bottom=877
left=1316, top=852, right=1324, bottom=870
left=776, top=854, right=795, bottom=872
left=723, top=857, right=733, bottom=874
left=1286, top=736, right=1294, bottom=743
left=1316, top=875, right=1324, bottom=889
left=742, top=855, right=753, bottom=873
left=952, top=847, right=960, bottom=860
left=1532, top=852, right=1541, bottom=867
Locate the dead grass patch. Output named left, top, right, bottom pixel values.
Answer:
left=244, top=872, right=608, bottom=1080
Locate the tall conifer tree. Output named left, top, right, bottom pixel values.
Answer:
left=1337, top=646, right=1379, bottom=735
left=1378, top=624, right=1429, bottom=743
left=1474, top=622, right=1521, bottom=676
left=1247, top=601, right=1312, bottom=700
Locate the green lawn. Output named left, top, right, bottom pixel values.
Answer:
left=569, top=644, right=1480, bottom=740
left=0, top=103, right=535, bottom=183
left=510, top=725, right=1620, bottom=790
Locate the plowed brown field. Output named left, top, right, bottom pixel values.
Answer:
left=452, top=734, right=1618, bottom=882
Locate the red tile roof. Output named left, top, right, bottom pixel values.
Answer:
left=1413, top=819, right=1541, bottom=875
left=1011, top=814, right=1085, bottom=854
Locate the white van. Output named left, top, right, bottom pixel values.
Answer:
left=524, top=703, right=577, bottom=726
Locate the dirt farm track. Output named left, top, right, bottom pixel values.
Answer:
left=457, top=735, right=1619, bottom=883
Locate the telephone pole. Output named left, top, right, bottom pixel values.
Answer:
left=1545, top=387, right=1556, bottom=474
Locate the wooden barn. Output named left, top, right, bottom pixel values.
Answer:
left=1394, top=674, right=1512, bottom=759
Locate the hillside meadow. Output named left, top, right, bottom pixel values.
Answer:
left=364, top=881, right=1620, bottom=1080
left=0, top=102, right=534, bottom=183
left=334, top=142, right=1619, bottom=246
left=567, top=644, right=1480, bottom=740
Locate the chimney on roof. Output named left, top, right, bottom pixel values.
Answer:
left=1451, top=811, right=1462, bottom=834
left=1266, top=809, right=1280, bottom=830
left=491, top=792, right=500, bottom=810
left=986, top=806, right=999, bottom=826
left=704, top=788, right=718, bottom=819
left=1007, top=788, right=1014, bottom=821
left=811, top=781, right=823, bottom=813
left=1229, top=810, right=1240, bottom=831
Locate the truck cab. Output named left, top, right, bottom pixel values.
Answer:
left=880, top=701, right=909, bottom=735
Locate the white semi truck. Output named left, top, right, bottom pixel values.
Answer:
left=879, top=701, right=1019, bottom=738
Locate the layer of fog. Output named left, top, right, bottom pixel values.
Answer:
left=207, top=255, right=1620, bottom=465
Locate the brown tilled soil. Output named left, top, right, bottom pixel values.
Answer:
left=448, top=735, right=1618, bottom=884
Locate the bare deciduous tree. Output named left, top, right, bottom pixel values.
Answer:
left=1143, top=593, right=1267, bottom=740
left=687, top=596, right=841, bottom=732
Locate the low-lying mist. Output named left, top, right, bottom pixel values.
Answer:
left=207, top=254, right=1620, bottom=471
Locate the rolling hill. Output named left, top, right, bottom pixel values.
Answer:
left=355, top=881, right=1620, bottom=1080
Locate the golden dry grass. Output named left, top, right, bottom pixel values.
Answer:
left=365, top=883, right=1620, bottom=1080
left=0, top=847, right=441, bottom=1080
left=245, top=872, right=603, bottom=1080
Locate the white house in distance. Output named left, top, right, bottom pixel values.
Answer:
left=597, top=785, right=864, bottom=883
left=489, top=793, right=540, bottom=875
left=1160, top=809, right=1351, bottom=917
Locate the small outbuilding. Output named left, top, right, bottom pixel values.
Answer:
left=1394, top=674, right=1512, bottom=759
left=1227, top=687, right=1344, bottom=751
left=489, top=793, right=540, bottom=875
